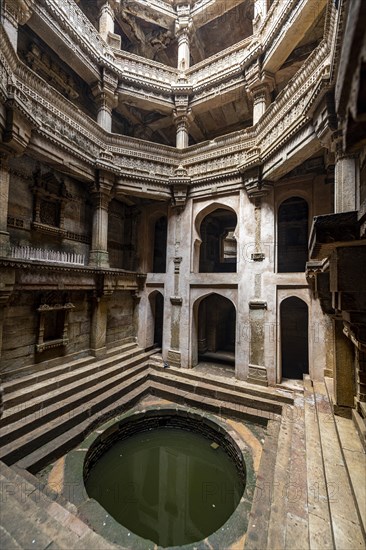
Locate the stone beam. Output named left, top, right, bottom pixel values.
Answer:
left=263, top=0, right=327, bottom=73
left=191, top=0, right=245, bottom=30
left=262, top=123, right=322, bottom=181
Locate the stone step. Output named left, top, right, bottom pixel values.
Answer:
left=2, top=355, right=95, bottom=396
left=0, top=348, right=150, bottom=426
left=266, top=399, right=296, bottom=550
left=303, top=376, right=334, bottom=550
left=0, top=461, right=119, bottom=549
left=15, top=382, right=149, bottom=473
left=324, top=378, right=366, bottom=539
left=0, top=363, right=150, bottom=464
left=149, top=380, right=280, bottom=423
left=149, top=361, right=294, bottom=405
left=244, top=419, right=281, bottom=549
left=0, top=360, right=149, bottom=448
left=313, top=380, right=365, bottom=550
left=2, top=343, right=143, bottom=409
left=149, top=370, right=284, bottom=414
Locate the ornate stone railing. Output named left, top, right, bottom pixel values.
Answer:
left=38, top=0, right=105, bottom=58
left=0, top=9, right=332, bottom=186
left=187, top=37, right=256, bottom=88
left=114, top=51, right=177, bottom=90
left=31, top=0, right=324, bottom=107
left=10, top=245, right=86, bottom=265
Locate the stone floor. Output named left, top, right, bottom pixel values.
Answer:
left=0, top=362, right=365, bottom=550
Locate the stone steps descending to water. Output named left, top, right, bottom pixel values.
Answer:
left=15, top=382, right=149, bottom=473
left=0, top=348, right=151, bottom=430
left=149, top=360, right=293, bottom=403
left=1, top=353, right=293, bottom=473
left=0, top=363, right=154, bottom=465
left=2, top=342, right=140, bottom=411
left=0, top=461, right=120, bottom=549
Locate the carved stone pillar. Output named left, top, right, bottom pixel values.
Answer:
left=90, top=293, right=110, bottom=357
left=177, top=30, right=190, bottom=71
left=174, top=114, right=190, bottom=149
left=175, top=2, right=192, bottom=70
left=89, top=180, right=113, bottom=268
left=252, top=85, right=271, bottom=125
left=246, top=63, right=274, bottom=125
left=253, top=0, right=268, bottom=30
left=2, top=0, right=34, bottom=50
left=99, top=1, right=114, bottom=40
left=334, top=147, right=358, bottom=213
left=0, top=155, right=10, bottom=256
left=92, top=70, right=118, bottom=132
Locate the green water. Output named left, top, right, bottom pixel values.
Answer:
left=85, top=428, right=245, bottom=547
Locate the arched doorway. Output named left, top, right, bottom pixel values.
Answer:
left=149, top=291, right=164, bottom=348
left=278, top=197, right=308, bottom=272
left=280, top=297, right=309, bottom=379
left=196, top=294, right=236, bottom=367
left=199, top=209, right=237, bottom=273
left=152, top=216, right=167, bottom=273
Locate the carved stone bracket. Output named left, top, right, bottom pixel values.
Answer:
left=170, top=296, right=183, bottom=305
left=240, top=166, right=273, bottom=200
left=169, top=165, right=191, bottom=210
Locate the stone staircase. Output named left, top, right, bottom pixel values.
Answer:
left=0, top=350, right=293, bottom=475
left=0, top=343, right=155, bottom=472
left=245, top=375, right=366, bottom=550
left=0, top=460, right=120, bottom=549
left=1, top=353, right=365, bottom=550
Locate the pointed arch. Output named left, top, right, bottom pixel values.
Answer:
left=280, top=296, right=309, bottom=379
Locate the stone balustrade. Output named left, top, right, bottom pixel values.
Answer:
left=0, top=7, right=330, bottom=186
left=32, top=0, right=324, bottom=108
left=9, top=245, right=86, bottom=266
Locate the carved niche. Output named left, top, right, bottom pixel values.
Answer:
left=30, top=169, right=72, bottom=238
left=36, top=292, right=75, bottom=353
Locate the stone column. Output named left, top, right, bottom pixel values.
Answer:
left=2, top=0, right=33, bottom=50
left=90, top=293, right=110, bottom=357
left=174, top=114, right=190, bottom=149
left=99, top=1, right=114, bottom=41
left=177, top=30, right=190, bottom=71
left=252, top=85, right=271, bottom=125
left=92, top=70, right=118, bottom=133
left=334, top=152, right=358, bottom=213
left=253, top=0, right=268, bottom=28
left=0, top=156, right=10, bottom=257
left=175, top=3, right=192, bottom=71
left=333, top=319, right=355, bottom=417
left=89, top=187, right=111, bottom=268
left=96, top=93, right=114, bottom=132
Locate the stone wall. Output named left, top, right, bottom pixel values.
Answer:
left=1, top=291, right=38, bottom=374
left=1, top=290, right=92, bottom=375
left=106, top=291, right=135, bottom=346
left=7, top=156, right=91, bottom=259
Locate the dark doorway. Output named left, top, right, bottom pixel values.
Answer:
left=152, top=292, right=164, bottom=348
left=198, top=294, right=236, bottom=366
left=278, top=197, right=308, bottom=272
left=199, top=209, right=237, bottom=272
left=280, top=297, right=309, bottom=379
left=153, top=216, right=167, bottom=273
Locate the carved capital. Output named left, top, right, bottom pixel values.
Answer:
left=241, top=166, right=273, bottom=200
left=169, top=164, right=191, bottom=211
